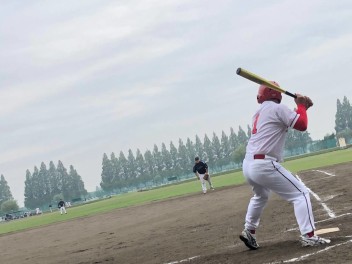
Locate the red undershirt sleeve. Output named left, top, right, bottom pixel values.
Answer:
left=293, top=104, right=308, bottom=131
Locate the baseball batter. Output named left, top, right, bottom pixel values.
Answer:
left=239, top=83, right=330, bottom=250
left=193, top=157, right=214, bottom=194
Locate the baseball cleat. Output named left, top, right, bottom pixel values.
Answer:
left=300, top=235, right=331, bottom=247
left=239, top=229, right=259, bottom=250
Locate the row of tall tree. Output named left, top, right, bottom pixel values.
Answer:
left=6, top=97, right=347, bottom=207
left=100, top=125, right=312, bottom=193
left=100, top=126, right=249, bottom=193
left=24, top=161, right=87, bottom=209
left=335, top=96, right=352, bottom=141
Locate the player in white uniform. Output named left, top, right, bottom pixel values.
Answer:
left=239, top=82, right=331, bottom=250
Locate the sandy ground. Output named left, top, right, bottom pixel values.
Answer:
left=0, top=162, right=351, bottom=264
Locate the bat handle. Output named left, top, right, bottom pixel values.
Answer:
left=285, top=91, right=297, bottom=99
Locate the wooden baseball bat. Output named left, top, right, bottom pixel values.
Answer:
left=236, top=68, right=297, bottom=99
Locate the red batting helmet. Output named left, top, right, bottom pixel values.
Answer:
left=257, top=81, right=282, bottom=104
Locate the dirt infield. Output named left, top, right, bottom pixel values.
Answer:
left=0, top=162, right=351, bottom=264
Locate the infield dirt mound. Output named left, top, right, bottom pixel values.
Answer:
left=0, top=162, right=351, bottom=264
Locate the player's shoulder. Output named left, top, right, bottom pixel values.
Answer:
left=264, top=101, right=291, bottom=112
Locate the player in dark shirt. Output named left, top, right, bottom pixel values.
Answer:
left=58, top=199, right=67, bottom=215
left=193, top=157, right=215, bottom=194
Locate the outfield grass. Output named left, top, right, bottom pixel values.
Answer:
left=1, top=148, right=351, bottom=235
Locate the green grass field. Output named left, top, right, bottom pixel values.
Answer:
left=1, top=148, right=351, bottom=235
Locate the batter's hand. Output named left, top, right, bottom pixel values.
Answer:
left=295, top=94, right=313, bottom=110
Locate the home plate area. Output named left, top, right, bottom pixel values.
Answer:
left=188, top=162, right=352, bottom=264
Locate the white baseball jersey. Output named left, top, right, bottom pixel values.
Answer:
left=246, top=101, right=300, bottom=162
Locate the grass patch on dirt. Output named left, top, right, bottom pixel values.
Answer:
left=1, top=148, right=351, bottom=235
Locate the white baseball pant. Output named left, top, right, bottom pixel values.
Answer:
left=60, top=206, right=67, bottom=214
left=198, top=174, right=213, bottom=193
left=242, top=156, right=315, bottom=235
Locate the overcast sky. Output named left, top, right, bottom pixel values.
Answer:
left=1, top=0, right=351, bottom=206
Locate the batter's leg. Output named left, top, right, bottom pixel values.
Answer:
left=245, top=183, right=270, bottom=231
left=268, top=162, right=315, bottom=235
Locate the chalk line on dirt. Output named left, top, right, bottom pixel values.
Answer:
left=264, top=239, right=352, bottom=264
left=286, top=213, right=352, bottom=232
left=296, top=174, right=336, bottom=218
left=312, top=170, right=336, bottom=177
left=165, top=255, right=200, bottom=264
left=315, top=213, right=352, bottom=224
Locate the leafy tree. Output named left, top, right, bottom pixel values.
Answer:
left=118, top=151, right=129, bottom=186
left=342, top=96, right=352, bottom=129
left=153, top=145, right=164, bottom=179
left=194, top=135, right=204, bottom=158
left=237, top=126, right=248, bottom=146
left=233, top=145, right=246, bottom=166
left=335, top=96, right=352, bottom=141
left=335, top=99, right=345, bottom=133
left=57, top=161, right=70, bottom=200
left=127, top=149, right=137, bottom=186
left=203, top=134, right=214, bottom=163
left=1, top=200, right=19, bottom=213
left=24, top=161, right=86, bottom=208
left=38, top=162, right=49, bottom=206
left=110, top=152, right=123, bottom=190
left=0, top=175, right=13, bottom=208
left=178, top=139, right=189, bottom=175
left=24, top=170, right=35, bottom=209
left=48, top=161, right=59, bottom=200
left=220, top=131, right=231, bottom=166
left=31, top=166, right=40, bottom=206
left=144, top=150, right=156, bottom=184
left=229, top=127, right=239, bottom=152
left=161, top=143, right=172, bottom=180
left=169, top=141, right=180, bottom=176
left=247, top=125, right=252, bottom=139
left=100, top=153, right=114, bottom=192
left=135, top=149, right=147, bottom=188
left=68, top=165, right=87, bottom=199
left=185, top=138, right=196, bottom=171
left=212, top=132, right=222, bottom=169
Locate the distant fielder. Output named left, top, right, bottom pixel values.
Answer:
left=193, top=157, right=214, bottom=194
left=58, top=199, right=67, bottom=215
left=239, top=82, right=330, bottom=250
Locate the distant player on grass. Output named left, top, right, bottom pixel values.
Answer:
left=193, top=157, right=214, bottom=194
left=239, top=82, right=330, bottom=250
left=58, top=199, right=67, bottom=215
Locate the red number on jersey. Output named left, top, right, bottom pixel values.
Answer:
left=252, top=114, right=260, bottom=134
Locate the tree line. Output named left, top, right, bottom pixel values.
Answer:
left=100, top=125, right=312, bottom=193
left=24, top=161, right=87, bottom=209
left=3, top=96, right=350, bottom=209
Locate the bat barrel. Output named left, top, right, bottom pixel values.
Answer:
left=236, top=67, right=297, bottom=99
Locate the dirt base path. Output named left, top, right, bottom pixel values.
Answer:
left=1, top=162, right=351, bottom=264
